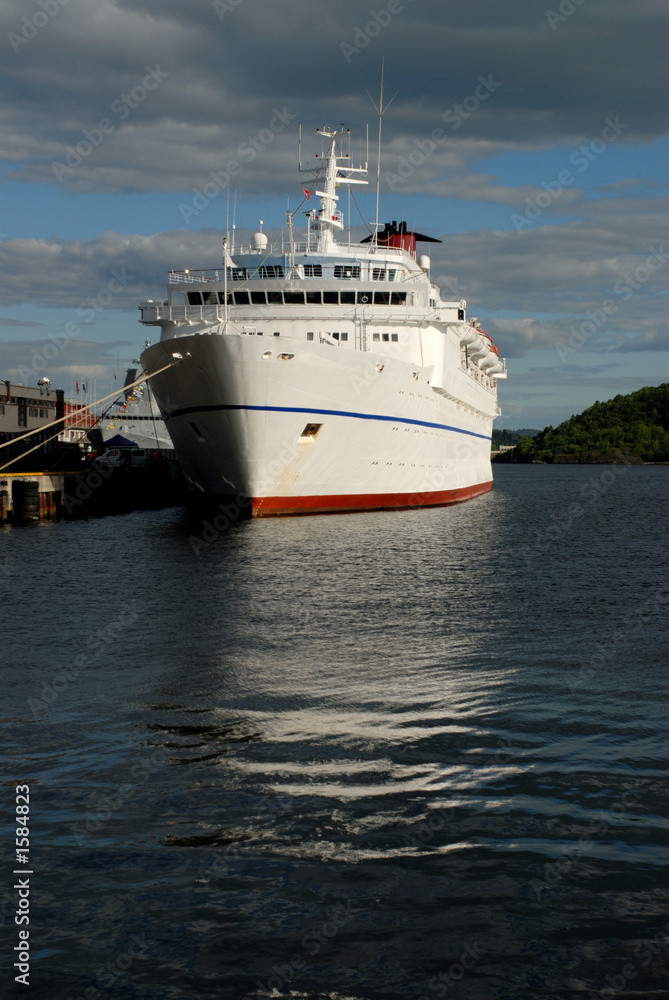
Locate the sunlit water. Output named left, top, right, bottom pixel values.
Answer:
left=1, top=465, right=668, bottom=999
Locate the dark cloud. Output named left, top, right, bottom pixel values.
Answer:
left=0, top=0, right=666, bottom=428
left=1, top=0, right=666, bottom=194
left=0, top=229, right=225, bottom=309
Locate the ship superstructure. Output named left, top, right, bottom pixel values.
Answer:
left=139, top=127, right=506, bottom=515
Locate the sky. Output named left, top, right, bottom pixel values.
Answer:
left=1, top=0, right=667, bottom=428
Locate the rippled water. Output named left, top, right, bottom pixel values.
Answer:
left=2, top=465, right=668, bottom=999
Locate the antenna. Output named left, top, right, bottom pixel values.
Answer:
left=366, top=57, right=398, bottom=246
left=298, top=123, right=302, bottom=170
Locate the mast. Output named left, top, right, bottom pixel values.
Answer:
left=366, top=59, right=398, bottom=247
left=300, top=127, right=368, bottom=254
left=222, top=237, right=228, bottom=329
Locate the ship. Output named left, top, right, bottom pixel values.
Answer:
left=139, top=126, right=506, bottom=516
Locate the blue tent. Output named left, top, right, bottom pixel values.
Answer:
left=103, top=433, right=137, bottom=448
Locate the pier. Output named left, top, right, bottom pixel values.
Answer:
left=1, top=460, right=187, bottom=524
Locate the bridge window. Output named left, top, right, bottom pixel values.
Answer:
left=284, top=291, right=305, bottom=304
left=340, top=291, right=355, bottom=304
left=267, top=291, right=282, bottom=304
left=186, top=292, right=203, bottom=305
left=391, top=292, right=407, bottom=305
left=323, top=291, right=338, bottom=304
left=233, top=291, right=250, bottom=305
left=372, top=268, right=386, bottom=281
left=251, top=291, right=267, bottom=304
left=304, top=265, right=322, bottom=277
left=306, top=290, right=322, bottom=304
left=334, top=265, right=360, bottom=279
left=357, top=291, right=372, bottom=304
left=374, top=291, right=390, bottom=305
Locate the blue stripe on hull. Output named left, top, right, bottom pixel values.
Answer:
left=166, top=403, right=492, bottom=441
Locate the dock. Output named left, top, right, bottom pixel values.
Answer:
left=1, top=459, right=187, bottom=524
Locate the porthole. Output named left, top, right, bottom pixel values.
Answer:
left=262, top=351, right=272, bottom=359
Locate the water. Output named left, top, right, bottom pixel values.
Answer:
left=1, top=465, right=668, bottom=1000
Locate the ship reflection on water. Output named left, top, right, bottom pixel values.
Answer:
left=3, top=466, right=667, bottom=999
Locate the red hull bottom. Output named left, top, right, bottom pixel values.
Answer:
left=251, top=480, right=493, bottom=517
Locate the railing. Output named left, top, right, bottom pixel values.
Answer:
left=461, top=362, right=496, bottom=394
left=168, top=269, right=221, bottom=284
left=167, top=244, right=413, bottom=283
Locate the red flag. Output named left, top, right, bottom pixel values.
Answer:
left=76, top=381, right=80, bottom=393
left=303, top=188, right=311, bottom=200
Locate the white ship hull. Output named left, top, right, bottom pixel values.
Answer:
left=138, top=126, right=506, bottom=517
left=141, top=330, right=495, bottom=516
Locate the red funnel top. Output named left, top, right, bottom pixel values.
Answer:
left=361, top=220, right=442, bottom=257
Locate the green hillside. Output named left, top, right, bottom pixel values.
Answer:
left=493, top=384, right=669, bottom=464
left=491, top=428, right=539, bottom=448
